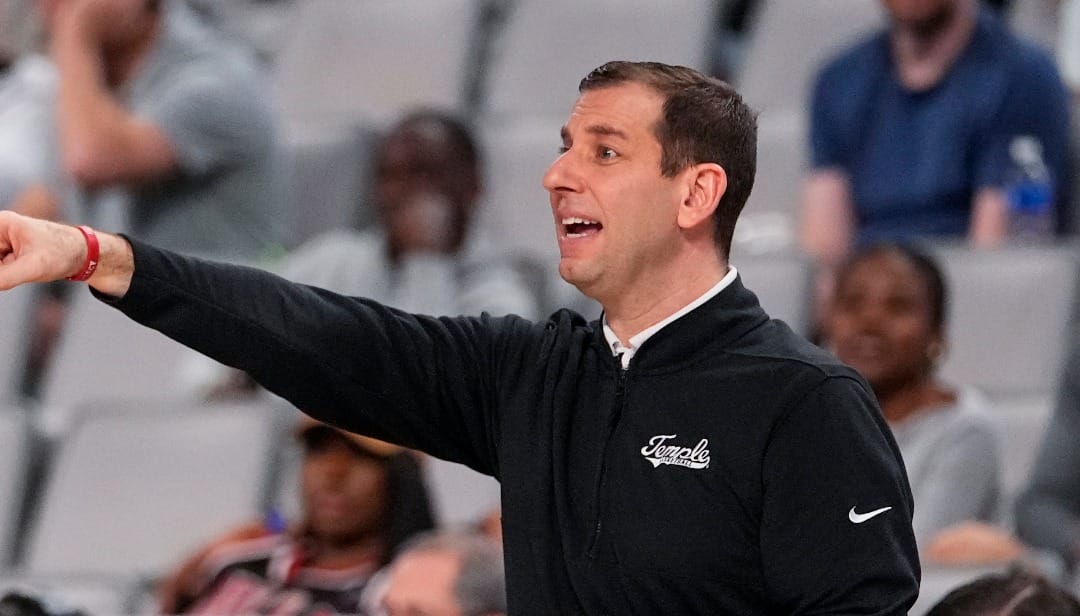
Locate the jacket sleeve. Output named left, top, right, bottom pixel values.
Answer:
left=760, top=375, right=920, bottom=615
left=98, top=239, right=539, bottom=477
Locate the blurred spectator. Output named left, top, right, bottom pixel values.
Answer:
left=188, top=109, right=538, bottom=401
left=801, top=0, right=1072, bottom=269
left=280, top=109, right=538, bottom=319
left=823, top=243, right=1003, bottom=553
left=10, top=0, right=285, bottom=397
left=375, top=531, right=505, bottom=616
left=18, top=0, right=284, bottom=257
left=1015, top=341, right=1080, bottom=573
left=925, top=567, right=1080, bottom=615
left=157, top=419, right=435, bottom=615
left=0, top=43, right=58, bottom=211
left=0, top=27, right=65, bottom=399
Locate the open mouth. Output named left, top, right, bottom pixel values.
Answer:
left=562, top=217, right=603, bottom=238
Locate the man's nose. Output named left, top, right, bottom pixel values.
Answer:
left=542, top=150, right=582, bottom=194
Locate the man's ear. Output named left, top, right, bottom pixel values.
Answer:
left=677, top=163, right=726, bottom=231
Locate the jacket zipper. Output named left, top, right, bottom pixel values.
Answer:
left=587, top=359, right=629, bottom=558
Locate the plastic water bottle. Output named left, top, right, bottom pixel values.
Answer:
left=1006, top=135, right=1055, bottom=240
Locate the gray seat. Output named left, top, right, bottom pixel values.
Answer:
left=424, top=457, right=501, bottom=528
left=475, top=117, right=564, bottom=267
left=0, top=406, right=30, bottom=567
left=36, top=291, right=206, bottom=414
left=983, top=393, right=1055, bottom=525
left=0, top=573, right=141, bottom=615
left=22, top=401, right=278, bottom=579
left=735, top=251, right=814, bottom=337
left=281, top=120, right=376, bottom=248
left=484, top=0, right=716, bottom=118
left=0, top=284, right=36, bottom=403
left=273, top=0, right=481, bottom=126
left=737, top=0, right=884, bottom=115
left=736, top=109, right=806, bottom=253
left=931, top=243, right=1079, bottom=398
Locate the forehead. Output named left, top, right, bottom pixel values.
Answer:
left=563, top=82, right=665, bottom=141
left=842, top=251, right=927, bottom=296
left=378, top=123, right=457, bottom=166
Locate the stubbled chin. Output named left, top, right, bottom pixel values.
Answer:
left=558, top=258, right=586, bottom=285
left=558, top=259, right=602, bottom=296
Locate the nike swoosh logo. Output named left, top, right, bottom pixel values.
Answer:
left=848, top=506, right=892, bottom=524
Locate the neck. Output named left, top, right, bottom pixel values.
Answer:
left=602, top=249, right=727, bottom=347
left=104, top=16, right=160, bottom=88
left=890, top=0, right=977, bottom=91
left=876, top=376, right=956, bottom=425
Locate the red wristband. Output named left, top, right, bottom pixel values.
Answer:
left=67, top=225, right=100, bottom=282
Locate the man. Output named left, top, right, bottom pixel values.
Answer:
left=279, top=110, right=536, bottom=319
left=801, top=0, right=1071, bottom=267
left=157, top=419, right=434, bottom=615
left=189, top=110, right=536, bottom=399
left=377, top=531, right=506, bottom=616
left=0, top=61, right=919, bottom=613
left=13, top=0, right=282, bottom=257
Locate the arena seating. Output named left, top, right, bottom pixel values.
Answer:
left=0, top=284, right=35, bottom=403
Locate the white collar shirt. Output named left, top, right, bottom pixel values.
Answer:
left=603, top=266, right=738, bottom=370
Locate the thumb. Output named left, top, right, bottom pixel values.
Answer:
left=0, top=212, right=83, bottom=290
left=0, top=255, right=49, bottom=291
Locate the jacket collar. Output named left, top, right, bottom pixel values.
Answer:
left=593, top=273, right=770, bottom=373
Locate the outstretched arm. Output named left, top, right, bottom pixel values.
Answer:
left=0, top=211, right=524, bottom=475
left=0, top=211, right=133, bottom=296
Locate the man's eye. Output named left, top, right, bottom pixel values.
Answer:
left=557, top=145, right=570, bottom=154
left=598, top=147, right=617, bottom=160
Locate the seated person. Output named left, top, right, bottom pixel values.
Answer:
left=281, top=109, right=537, bottom=319
left=823, top=242, right=1002, bottom=553
left=157, top=418, right=435, bottom=615
left=186, top=110, right=537, bottom=400
left=801, top=0, right=1072, bottom=268
left=16, top=0, right=284, bottom=257
left=925, top=567, right=1080, bottom=615
left=374, top=531, right=506, bottom=616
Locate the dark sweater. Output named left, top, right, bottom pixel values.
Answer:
left=103, top=240, right=920, bottom=614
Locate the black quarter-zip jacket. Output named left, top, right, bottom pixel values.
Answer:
left=105, top=240, right=919, bottom=615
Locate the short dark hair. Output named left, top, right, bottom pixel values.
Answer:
left=837, top=242, right=948, bottom=333
left=578, top=61, right=758, bottom=259
left=394, top=109, right=481, bottom=178
left=926, top=568, right=1080, bottom=616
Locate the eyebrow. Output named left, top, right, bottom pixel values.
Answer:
left=560, top=124, right=630, bottom=143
